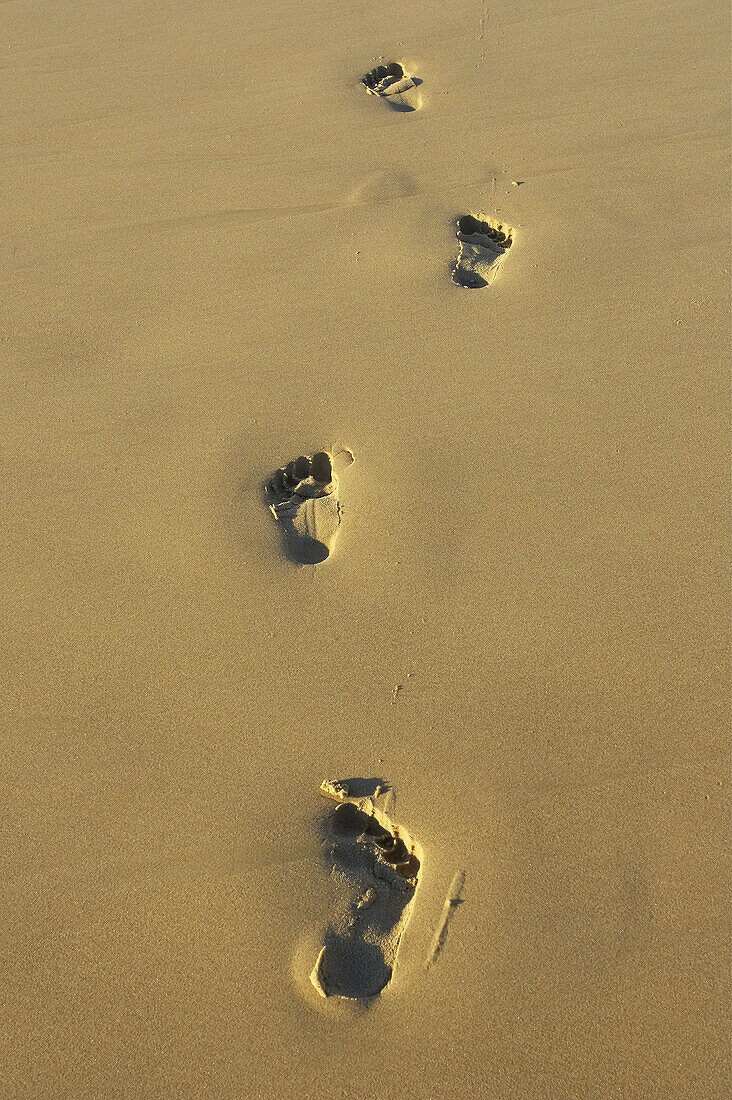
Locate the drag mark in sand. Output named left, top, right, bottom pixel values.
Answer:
left=426, top=870, right=466, bottom=968
left=478, top=0, right=490, bottom=63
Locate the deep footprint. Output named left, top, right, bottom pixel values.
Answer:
left=452, top=214, right=515, bottom=288
left=310, top=779, right=423, bottom=1001
left=361, top=61, right=422, bottom=112
left=266, top=450, right=345, bottom=565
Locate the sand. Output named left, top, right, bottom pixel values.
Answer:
left=2, top=0, right=729, bottom=1096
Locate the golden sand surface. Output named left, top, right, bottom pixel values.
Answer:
left=2, top=0, right=729, bottom=1096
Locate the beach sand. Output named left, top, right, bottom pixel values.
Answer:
left=2, top=0, right=729, bottom=1096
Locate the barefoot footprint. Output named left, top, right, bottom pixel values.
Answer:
left=266, top=450, right=351, bottom=565
left=452, top=214, right=515, bottom=288
left=361, top=61, right=422, bottom=112
left=310, top=779, right=423, bottom=1000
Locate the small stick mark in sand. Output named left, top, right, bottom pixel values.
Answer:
left=425, top=870, right=466, bottom=968
left=391, top=672, right=414, bottom=704
left=310, top=779, right=423, bottom=1001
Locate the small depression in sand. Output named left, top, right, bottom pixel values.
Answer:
left=266, top=449, right=353, bottom=565
left=309, top=779, right=423, bottom=1001
left=361, top=61, right=422, bottom=112
left=452, top=214, right=515, bottom=288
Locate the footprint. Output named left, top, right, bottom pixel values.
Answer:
left=361, top=61, right=422, bottom=112
left=266, top=450, right=350, bottom=565
left=310, top=779, right=423, bottom=1001
left=452, top=214, right=515, bottom=289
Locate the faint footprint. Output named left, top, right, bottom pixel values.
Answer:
left=452, top=214, right=515, bottom=288
left=361, top=61, right=422, bottom=112
left=266, top=449, right=352, bottom=565
left=310, top=779, right=423, bottom=1001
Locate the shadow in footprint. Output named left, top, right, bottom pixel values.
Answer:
left=317, top=929, right=394, bottom=1000
left=267, top=501, right=331, bottom=564
left=343, top=777, right=391, bottom=799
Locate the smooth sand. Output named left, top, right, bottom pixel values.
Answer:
left=2, top=0, right=729, bottom=1096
